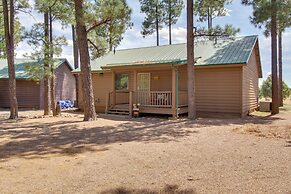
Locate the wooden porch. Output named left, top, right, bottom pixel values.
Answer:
left=105, top=66, right=188, bottom=117
left=105, top=91, right=188, bottom=117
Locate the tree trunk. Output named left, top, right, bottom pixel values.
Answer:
left=74, top=0, right=97, bottom=121
left=72, top=25, right=79, bottom=69
left=2, top=0, right=18, bottom=119
left=155, top=4, right=159, bottom=46
left=207, top=7, right=211, bottom=31
left=43, top=12, right=51, bottom=115
left=278, top=31, right=283, bottom=107
left=72, top=25, right=79, bottom=107
left=49, top=9, right=57, bottom=116
left=169, top=0, right=172, bottom=45
left=271, top=0, right=279, bottom=115
left=187, top=0, right=196, bottom=119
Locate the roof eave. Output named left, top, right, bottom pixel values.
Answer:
left=101, top=60, right=187, bottom=69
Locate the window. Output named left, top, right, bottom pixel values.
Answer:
left=115, top=73, right=129, bottom=90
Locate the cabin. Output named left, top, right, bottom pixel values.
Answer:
left=74, top=35, right=262, bottom=117
left=0, top=58, right=76, bottom=109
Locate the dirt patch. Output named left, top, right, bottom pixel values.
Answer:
left=0, top=109, right=290, bottom=193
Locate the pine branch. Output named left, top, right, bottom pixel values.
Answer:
left=87, top=38, right=106, bottom=56
left=86, top=18, right=111, bottom=34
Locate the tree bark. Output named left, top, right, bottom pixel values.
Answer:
left=207, top=7, right=211, bottom=31
left=271, top=0, right=279, bottom=115
left=72, top=25, right=79, bottom=69
left=74, top=0, right=97, bottom=121
left=278, top=31, right=283, bottom=107
left=187, top=0, right=196, bottom=119
left=43, top=12, right=51, bottom=115
left=72, top=25, right=79, bottom=107
left=169, top=0, right=172, bottom=45
left=49, top=9, right=57, bottom=116
left=2, top=0, right=18, bottom=119
left=155, top=3, right=159, bottom=46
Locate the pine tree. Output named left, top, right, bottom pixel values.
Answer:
left=24, top=0, right=70, bottom=116
left=74, top=0, right=96, bottom=121
left=242, top=0, right=291, bottom=113
left=0, top=13, right=23, bottom=58
left=187, top=0, right=195, bottom=119
left=140, top=0, right=164, bottom=46
left=87, top=0, right=132, bottom=59
left=194, top=0, right=240, bottom=39
left=1, top=0, right=27, bottom=119
left=71, top=0, right=132, bottom=121
left=161, top=0, right=184, bottom=45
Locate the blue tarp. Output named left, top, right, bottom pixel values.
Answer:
left=57, top=100, right=74, bottom=109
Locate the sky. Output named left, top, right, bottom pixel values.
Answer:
left=16, top=0, right=291, bottom=86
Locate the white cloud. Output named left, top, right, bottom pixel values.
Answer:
left=160, top=27, right=187, bottom=43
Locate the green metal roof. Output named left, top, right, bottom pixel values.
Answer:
left=0, top=58, right=68, bottom=79
left=73, top=35, right=260, bottom=72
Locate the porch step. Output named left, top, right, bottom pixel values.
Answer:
left=107, top=109, right=130, bottom=115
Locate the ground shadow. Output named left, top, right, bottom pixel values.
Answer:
left=0, top=117, right=198, bottom=161
left=100, top=185, right=196, bottom=194
left=0, top=108, right=286, bottom=161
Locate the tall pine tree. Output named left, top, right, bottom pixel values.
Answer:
left=2, top=0, right=18, bottom=119
left=187, top=0, right=195, bottom=119
left=194, top=0, right=240, bottom=39
left=72, top=0, right=132, bottom=121
left=161, top=0, right=183, bottom=45
left=140, top=0, right=164, bottom=46
left=242, top=0, right=291, bottom=108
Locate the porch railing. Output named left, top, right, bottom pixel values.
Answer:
left=136, top=91, right=172, bottom=107
left=106, top=90, right=188, bottom=113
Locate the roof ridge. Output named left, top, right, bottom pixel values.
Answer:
left=113, top=35, right=258, bottom=52
left=115, top=42, right=186, bottom=52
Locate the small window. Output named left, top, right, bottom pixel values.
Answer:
left=115, top=73, right=129, bottom=90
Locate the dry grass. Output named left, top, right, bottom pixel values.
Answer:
left=233, top=124, right=291, bottom=139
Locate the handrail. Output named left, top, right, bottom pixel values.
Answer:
left=106, top=90, right=189, bottom=113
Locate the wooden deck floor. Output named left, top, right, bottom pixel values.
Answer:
left=109, top=104, right=188, bottom=115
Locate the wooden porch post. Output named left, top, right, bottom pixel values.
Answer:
left=129, top=91, right=133, bottom=117
left=172, top=67, right=178, bottom=118
left=105, top=91, right=110, bottom=114
left=133, top=70, right=137, bottom=104
left=112, top=71, right=116, bottom=106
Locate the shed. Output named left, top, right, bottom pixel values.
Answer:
left=0, top=58, right=76, bottom=109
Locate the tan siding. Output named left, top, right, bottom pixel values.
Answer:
left=92, top=72, right=113, bottom=112
left=242, top=50, right=259, bottom=116
left=150, top=70, right=172, bottom=91
left=114, top=69, right=173, bottom=92
left=179, top=66, right=242, bottom=114
left=76, top=74, right=84, bottom=110
left=0, top=80, right=40, bottom=108
left=78, top=65, right=243, bottom=115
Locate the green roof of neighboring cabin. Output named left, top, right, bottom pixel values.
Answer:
left=0, top=58, right=69, bottom=79
left=74, top=35, right=261, bottom=72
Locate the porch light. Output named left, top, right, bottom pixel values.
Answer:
left=153, top=76, right=160, bottom=80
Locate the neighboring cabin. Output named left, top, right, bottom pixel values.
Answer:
left=0, top=59, right=76, bottom=109
left=74, top=35, right=262, bottom=117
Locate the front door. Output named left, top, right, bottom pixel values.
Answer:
left=137, top=73, right=150, bottom=105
